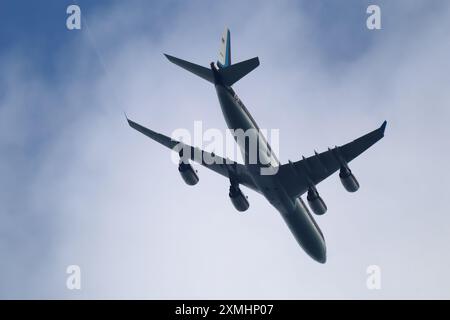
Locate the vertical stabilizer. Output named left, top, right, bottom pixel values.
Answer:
left=217, top=27, right=231, bottom=68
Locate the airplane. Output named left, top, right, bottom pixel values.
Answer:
left=126, top=28, right=386, bottom=263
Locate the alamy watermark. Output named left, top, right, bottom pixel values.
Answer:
left=66, top=4, right=381, bottom=31
left=66, top=265, right=81, bottom=290
left=366, top=265, right=381, bottom=290
left=367, top=5, right=382, bottom=30
left=66, top=5, right=81, bottom=30
left=171, top=121, right=280, bottom=175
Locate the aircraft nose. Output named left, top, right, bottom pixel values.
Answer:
left=303, top=237, right=327, bottom=264
left=313, top=244, right=327, bottom=264
left=281, top=197, right=328, bottom=264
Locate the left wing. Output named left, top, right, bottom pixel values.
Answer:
left=277, top=121, right=387, bottom=198
left=127, top=118, right=259, bottom=193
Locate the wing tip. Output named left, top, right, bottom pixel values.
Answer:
left=380, top=120, right=387, bottom=135
left=124, top=112, right=134, bottom=128
left=163, top=53, right=175, bottom=62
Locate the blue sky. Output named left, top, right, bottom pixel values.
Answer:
left=1, top=0, right=450, bottom=299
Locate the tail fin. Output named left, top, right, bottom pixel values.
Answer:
left=217, top=27, right=231, bottom=69
left=216, top=28, right=260, bottom=85
left=164, top=28, right=259, bottom=87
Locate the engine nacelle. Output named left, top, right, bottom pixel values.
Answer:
left=229, top=185, right=249, bottom=212
left=178, top=162, right=199, bottom=186
left=339, top=167, right=359, bottom=192
left=307, top=187, right=327, bottom=215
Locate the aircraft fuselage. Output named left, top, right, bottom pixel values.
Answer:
left=214, top=80, right=327, bottom=263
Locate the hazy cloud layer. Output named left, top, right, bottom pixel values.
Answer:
left=0, top=0, right=449, bottom=298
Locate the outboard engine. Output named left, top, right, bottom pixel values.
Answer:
left=229, top=185, right=249, bottom=212
left=307, top=186, right=327, bottom=215
left=339, top=166, right=359, bottom=192
left=178, top=161, right=199, bottom=186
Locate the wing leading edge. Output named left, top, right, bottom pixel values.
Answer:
left=278, top=121, right=387, bottom=198
left=126, top=118, right=259, bottom=193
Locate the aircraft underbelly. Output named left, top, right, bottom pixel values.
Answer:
left=215, top=85, right=326, bottom=263
left=216, top=86, right=253, bottom=131
left=215, top=85, right=272, bottom=166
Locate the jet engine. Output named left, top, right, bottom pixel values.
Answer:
left=339, top=166, right=359, bottom=192
left=178, top=161, right=199, bottom=186
left=307, top=186, right=327, bottom=215
left=229, top=185, right=249, bottom=212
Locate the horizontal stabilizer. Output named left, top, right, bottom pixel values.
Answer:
left=164, top=54, right=214, bottom=84
left=219, top=57, right=259, bottom=86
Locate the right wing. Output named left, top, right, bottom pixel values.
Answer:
left=127, top=118, right=259, bottom=193
left=277, top=121, right=387, bottom=198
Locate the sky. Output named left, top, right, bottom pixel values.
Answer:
left=0, top=0, right=449, bottom=299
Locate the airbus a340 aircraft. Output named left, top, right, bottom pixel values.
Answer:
left=127, top=28, right=386, bottom=263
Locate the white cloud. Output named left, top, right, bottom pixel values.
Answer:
left=1, top=0, right=449, bottom=298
